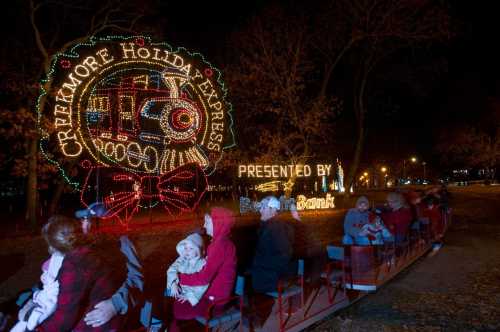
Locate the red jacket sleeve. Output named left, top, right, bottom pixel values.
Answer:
left=179, top=242, right=223, bottom=287
left=38, top=255, right=89, bottom=332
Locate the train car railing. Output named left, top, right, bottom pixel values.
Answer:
left=195, top=275, right=245, bottom=332
left=322, top=246, right=346, bottom=304
left=265, top=259, right=305, bottom=332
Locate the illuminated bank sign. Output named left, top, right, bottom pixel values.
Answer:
left=296, top=193, right=335, bottom=210
left=39, top=36, right=234, bottom=182
left=240, top=193, right=335, bottom=214
left=238, top=164, right=333, bottom=178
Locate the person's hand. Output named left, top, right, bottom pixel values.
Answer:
left=358, top=229, right=369, bottom=236
left=170, top=282, right=181, bottom=298
left=84, top=299, right=117, bottom=327
left=176, top=294, right=188, bottom=304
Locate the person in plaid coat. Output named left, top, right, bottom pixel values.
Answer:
left=36, top=215, right=123, bottom=332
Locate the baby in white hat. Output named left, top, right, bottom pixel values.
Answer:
left=165, top=233, right=208, bottom=306
left=11, top=250, right=64, bottom=332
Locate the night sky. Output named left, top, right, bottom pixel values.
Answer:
left=151, top=1, right=499, bottom=170
left=1, top=0, right=498, bottom=174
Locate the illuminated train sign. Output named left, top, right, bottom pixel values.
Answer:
left=39, top=36, right=234, bottom=182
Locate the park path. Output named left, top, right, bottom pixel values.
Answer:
left=308, top=187, right=500, bottom=332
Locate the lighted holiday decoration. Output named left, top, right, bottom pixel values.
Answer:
left=38, top=36, right=234, bottom=221
left=81, top=161, right=207, bottom=224
left=296, top=193, right=335, bottom=211
left=238, top=164, right=334, bottom=178
left=255, top=180, right=281, bottom=192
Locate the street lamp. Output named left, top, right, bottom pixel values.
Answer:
left=381, top=166, right=388, bottom=188
left=422, top=161, right=427, bottom=181
left=402, top=157, right=417, bottom=184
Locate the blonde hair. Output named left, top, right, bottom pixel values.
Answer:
left=386, top=192, right=407, bottom=210
left=43, top=215, right=86, bottom=254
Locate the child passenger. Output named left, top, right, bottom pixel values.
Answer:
left=166, top=233, right=209, bottom=306
left=359, top=213, right=393, bottom=245
left=11, top=249, right=64, bottom=332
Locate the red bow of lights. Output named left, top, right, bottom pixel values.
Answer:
left=81, top=162, right=207, bottom=223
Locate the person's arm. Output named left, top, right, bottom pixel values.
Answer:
left=110, top=236, right=144, bottom=314
left=84, top=236, right=143, bottom=328
left=38, top=258, right=85, bottom=331
left=166, top=258, right=183, bottom=289
left=179, top=244, right=229, bottom=287
left=344, top=211, right=359, bottom=238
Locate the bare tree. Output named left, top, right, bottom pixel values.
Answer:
left=22, top=0, right=157, bottom=227
left=225, top=5, right=342, bottom=196
left=437, top=125, right=499, bottom=181
left=315, top=0, right=451, bottom=192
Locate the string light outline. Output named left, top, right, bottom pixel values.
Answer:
left=37, top=35, right=235, bottom=188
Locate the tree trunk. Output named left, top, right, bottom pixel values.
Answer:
left=25, top=138, right=38, bottom=229
left=346, top=66, right=369, bottom=194
left=346, top=119, right=365, bottom=194
left=48, top=159, right=78, bottom=215
left=48, top=179, right=66, bottom=215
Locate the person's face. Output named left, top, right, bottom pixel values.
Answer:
left=387, top=198, right=398, bottom=210
left=204, top=214, right=214, bottom=237
left=182, top=242, right=198, bottom=260
left=80, top=217, right=91, bottom=234
left=357, top=202, right=369, bottom=212
left=259, top=205, right=277, bottom=221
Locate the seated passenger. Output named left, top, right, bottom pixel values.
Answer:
left=169, top=208, right=236, bottom=332
left=381, top=192, right=413, bottom=244
left=250, top=196, right=296, bottom=293
left=421, top=195, right=443, bottom=240
left=36, top=215, right=124, bottom=331
left=342, top=196, right=371, bottom=245
left=405, top=190, right=424, bottom=232
left=358, top=213, right=393, bottom=245
left=166, top=233, right=208, bottom=306
left=11, top=249, right=63, bottom=332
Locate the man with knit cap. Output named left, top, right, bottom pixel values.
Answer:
left=250, top=195, right=296, bottom=293
left=342, top=196, right=372, bottom=245
left=169, top=207, right=237, bottom=332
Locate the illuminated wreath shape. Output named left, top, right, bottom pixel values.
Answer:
left=38, top=36, right=235, bottom=189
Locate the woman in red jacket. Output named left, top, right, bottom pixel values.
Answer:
left=37, top=215, right=123, bottom=332
left=169, top=207, right=237, bottom=332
